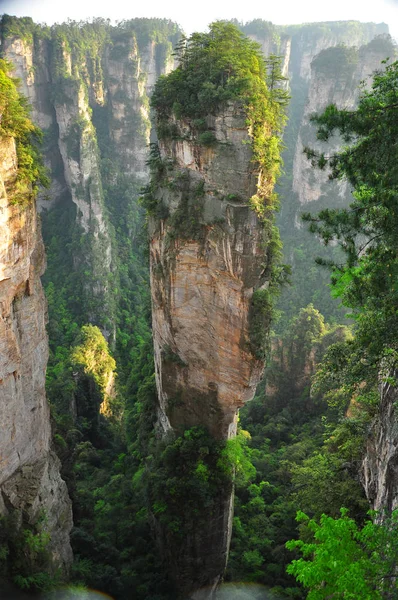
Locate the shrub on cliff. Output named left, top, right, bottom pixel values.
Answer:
left=0, top=58, right=48, bottom=202
left=151, top=21, right=288, bottom=192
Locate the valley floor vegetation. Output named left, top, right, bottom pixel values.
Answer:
left=1, top=13, right=398, bottom=600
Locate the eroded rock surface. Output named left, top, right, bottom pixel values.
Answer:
left=292, top=40, right=394, bottom=209
left=150, top=105, right=269, bottom=440
left=148, top=102, right=274, bottom=597
left=362, top=375, right=398, bottom=514
left=0, top=136, right=73, bottom=570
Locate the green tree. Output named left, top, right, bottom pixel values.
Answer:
left=151, top=21, right=288, bottom=196
left=286, top=509, right=398, bottom=599
left=302, top=58, right=398, bottom=388
left=0, top=58, right=48, bottom=202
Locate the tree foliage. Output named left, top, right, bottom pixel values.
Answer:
left=302, top=59, right=398, bottom=386
left=0, top=58, right=48, bottom=202
left=152, top=21, right=288, bottom=191
left=287, top=509, right=398, bottom=599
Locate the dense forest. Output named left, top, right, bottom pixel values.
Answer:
left=0, top=12, right=397, bottom=600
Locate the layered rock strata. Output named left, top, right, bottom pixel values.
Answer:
left=0, top=136, right=73, bottom=571
left=150, top=106, right=269, bottom=438
left=149, top=103, right=273, bottom=597
left=0, top=21, right=180, bottom=335
left=292, top=38, right=395, bottom=210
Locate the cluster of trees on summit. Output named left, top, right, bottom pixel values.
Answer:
left=1, top=14, right=398, bottom=600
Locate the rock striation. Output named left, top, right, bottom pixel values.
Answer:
left=149, top=107, right=269, bottom=440
left=148, top=77, right=278, bottom=593
left=0, top=135, right=72, bottom=571
left=0, top=19, right=180, bottom=337
left=361, top=375, right=398, bottom=514
left=292, top=38, right=395, bottom=210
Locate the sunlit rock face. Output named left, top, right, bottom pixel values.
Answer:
left=150, top=104, right=269, bottom=441
left=148, top=103, right=274, bottom=597
left=0, top=136, right=73, bottom=572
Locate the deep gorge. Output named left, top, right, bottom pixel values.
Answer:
left=0, top=13, right=397, bottom=600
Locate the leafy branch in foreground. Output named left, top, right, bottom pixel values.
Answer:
left=286, top=508, right=398, bottom=599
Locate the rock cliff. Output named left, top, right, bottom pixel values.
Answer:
left=148, top=109, right=272, bottom=599
left=362, top=375, right=398, bottom=514
left=0, top=19, right=181, bottom=339
left=146, top=23, right=285, bottom=596
left=149, top=105, right=268, bottom=440
left=276, top=29, right=394, bottom=322
left=0, top=131, right=72, bottom=572
left=1, top=14, right=395, bottom=596
left=292, top=37, right=395, bottom=210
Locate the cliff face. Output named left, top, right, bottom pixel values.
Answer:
left=147, top=20, right=281, bottom=579
left=292, top=40, right=394, bottom=210
left=0, top=136, right=72, bottom=571
left=0, top=21, right=180, bottom=339
left=150, top=107, right=268, bottom=441
left=276, top=31, right=394, bottom=323
left=1, top=15, right=395, bottom=595
left=362, top=375, right=398, bottom=514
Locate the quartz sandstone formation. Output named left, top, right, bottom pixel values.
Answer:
left=0, top=136, right=73, bottom=571
left=292, top=39, right=394, bottom=210
left=148, top=102, right=273, bottom=597
left=1, top=24, right=178, bottom=335
left=150, top=106, right=269, bottom=439
left=362, top=375, right=398, bottom=514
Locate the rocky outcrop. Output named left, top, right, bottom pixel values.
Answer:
left=362, top=375, right=398, bottom=514
left=148, top=99, right=274, bottom=596
left=0, top=21, right=180, bottom=336
left=292, top=38, right=395, bottom=209
left=150, top=105, right=269, bottom=439
left=0, top=136, right=72, bottom=571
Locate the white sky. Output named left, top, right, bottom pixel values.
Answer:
left=0, top=0, right=397, bottom=40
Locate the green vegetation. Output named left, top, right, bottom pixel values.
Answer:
left=227, top=305, right=367, bottom=595
left=311, top=46, right=358, bottom=78
left=0, top=512, right=61, bottom=593
left=284, top=53, right=398, bottom=600
left=147, top=427, right=236, bottom=537
left=152, top=21, right=288, bottom=205
left=248, top=288, right=274, bottom=359
left=71, top=325, right=116, bottom=397
left=0, top=14, right=49, bottom=42
left=0, top=58, right=48, bottom=203
left=13, top=16, right=183, bottom=599
left=2, top=13, right=396, bottom=600
left=287, top=510, right=398, bottom=599
left=302, top=59, right=398, bottom=392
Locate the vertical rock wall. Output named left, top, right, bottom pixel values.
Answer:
left=0, top=136, right=72, bottom=571
left=150, top=107, right=268, bottom=439
left=362, top=375, right=398, bottom=514
left=0, top=21, right=180, bottom=337
left=292, top=39, right=395, bottom=211
left=148, top=101, right=274, bottom=596
left=275, top=28, right=394, bottom=322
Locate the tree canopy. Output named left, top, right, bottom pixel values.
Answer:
left=287, top=509, right=398, bottom=599
left=302, top=59, right=398, bottom=387
left=0, top=58, right=48, bottom=202
left=151, top=21, right=288, bottom=191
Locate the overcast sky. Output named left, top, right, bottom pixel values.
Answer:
left=0, top=0, right=397, bottom=40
